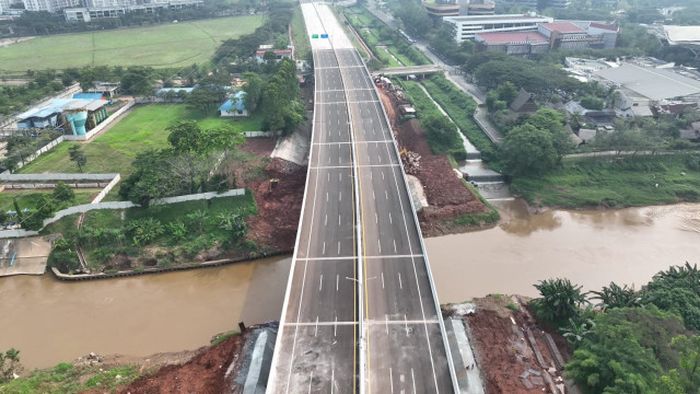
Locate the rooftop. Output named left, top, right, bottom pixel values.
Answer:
left=475, top=31, right=548, bottom=44
left=444, top=13, right=552, bottom=23
left=595, top=63, right=700, bottom=101
left=663, top=25, right=700, bottom=45
left=17, top=98, right=107, bottom=120
left=540, top=21, right=586, bottom=34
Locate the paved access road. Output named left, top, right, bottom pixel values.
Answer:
left=267, top=3, right=456, bottom=393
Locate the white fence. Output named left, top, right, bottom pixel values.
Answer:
left=64, top=100, right=135, bottom=142
left=8, top=136, right=65, bottom=172
left=90, top=173, right=121, bottom=203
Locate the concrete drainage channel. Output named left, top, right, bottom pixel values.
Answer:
left=415, top=83, right=511, bottom=201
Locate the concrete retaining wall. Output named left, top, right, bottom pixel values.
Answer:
left=244, top=131, right=278, bottom=138
left=50, top=250, right=290, bottom=281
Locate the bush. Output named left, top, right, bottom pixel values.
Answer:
left=125, top=218, right=164, bottom=246
left=52, top=182, right=75, bottom=203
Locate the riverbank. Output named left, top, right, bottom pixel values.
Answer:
left=511, top=154, right=700, bottom=209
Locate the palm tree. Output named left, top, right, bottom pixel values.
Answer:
left=531, top=278, right=588, bottom=326
left=561, top=317, right=596, bottom=345
left=590, top=282, right=641, bottom=311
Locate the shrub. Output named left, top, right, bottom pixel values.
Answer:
left=52, top=181, right=75, bottom=203
left=125, top=218, right=164, bottom=246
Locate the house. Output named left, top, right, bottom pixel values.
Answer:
left=86, top=81, right=120, bottom=99
left=219, top=91, right=248, bottom=118
left=510, top=89, right=537, bottom=113
left=255, top=44, right=294, bottom=63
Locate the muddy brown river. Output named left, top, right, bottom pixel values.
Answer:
left=2, top=202, right=699, bottom=370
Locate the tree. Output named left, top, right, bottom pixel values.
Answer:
left=656, top=335, right=700, bottom=393
left=566, top=307, right=685, bottom=394
left=580, top=95, right=605, bottom=110
left=421, top=113, right=461, bottom=155
left=561, top=317, right=595, bottom=345
left=120, top=66, right=154, bottom=96
left=0, top=348, right=21, bottom=383
left=68, top=145, right=87, bottom=172
left=186, top=85, right=227, bottom=114
left=531, top=278, right=587, bottom=326
left=260, top=60, right=304, bottom=134
left=590, top=282, right=641, bottom=310
left=242, top=72, right=264, bottom=113
left=52, top=181, right=75, bottom=203
left=642, top=263, right=700, bottom=331
left=500, top=124, right=559, bottom=176
left=523, top=108, right=574, bottom=160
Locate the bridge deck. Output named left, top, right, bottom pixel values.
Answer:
left=267, top=3, right=457, bottom=393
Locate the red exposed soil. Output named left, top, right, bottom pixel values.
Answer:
left=118, top=334, right=244, bottom=394
left=245, top=158, right=306, bottom=252
left=218, top=137, right=306, bottom=254
left=459, top=295, right=572, bottom=394
left=377, top=86, right=488, bottom=236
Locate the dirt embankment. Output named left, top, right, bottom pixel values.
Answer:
left=235, top=139, right=306, bottom=253
left=377, top=86, right=489, bottom=236
left=117, top=334, right=245, bottom=394
left=455, top=295, right=572, bottom=394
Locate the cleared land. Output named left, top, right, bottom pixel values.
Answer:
left=19, top=104, right=263, bottom=176
left=0, top=15, right=263, bottom=73
left=512, top=155, right=700, bottom=208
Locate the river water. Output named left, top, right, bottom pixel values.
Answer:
left=2, top=201, right=699, bottom=370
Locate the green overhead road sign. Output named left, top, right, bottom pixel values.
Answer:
left=312, top=34, right=319, bottom=39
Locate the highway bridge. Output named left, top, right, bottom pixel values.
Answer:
left=267, top=2, right=458, bottom=393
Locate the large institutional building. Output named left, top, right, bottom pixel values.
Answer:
left=444, top=13, right=619, bottom=54
left=444, top=13, right=554, bottom=41
left=64, top=0, right=201, bottom=22
left=422, top=0, right=495, bottom=17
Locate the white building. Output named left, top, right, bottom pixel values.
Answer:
left=23, top=0, right=79, bottom=12
left=444, top=13, right=553, bottom=42
left=64, top=0, right=201, bottom=21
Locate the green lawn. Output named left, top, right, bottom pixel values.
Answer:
left=511, top=155, right=700, bottom=208
left=20, top=104, right=263, bottom=176
left=0, top=15, right=263, bottom=73
left=291, top=6, right=310, bottom=61
left=0, top=189, right=98, bottom=212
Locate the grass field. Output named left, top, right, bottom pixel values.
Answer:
left=0, top=15, right=263, bottom=73
left=19, top=104, right=263, bottom=176
left=291, top=7, right=310, bottom=61
left=511, top=155, right=700, bottom=208
left=0, top=189, right=98, bottom=212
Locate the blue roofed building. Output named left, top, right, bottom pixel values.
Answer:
left=219, top=91, right=248, bottom=118
left=16, top=98, right=109, bottom=136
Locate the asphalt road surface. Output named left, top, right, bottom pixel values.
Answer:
left=267, top=3, right=455, bottom=393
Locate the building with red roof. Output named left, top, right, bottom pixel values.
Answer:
left=474, top=31, right=549, bottom=55
left=538, top=21, right=592, bottom=50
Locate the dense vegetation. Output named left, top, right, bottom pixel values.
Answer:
left=393, top=78, right=466, bottom=160
left=531, top=262, right=700, bottom=393
left=512, top=154, right=700, bottom=208
left=343, top=6, right=429, bottom=68
left=49, top=192, right=256, bottom=274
